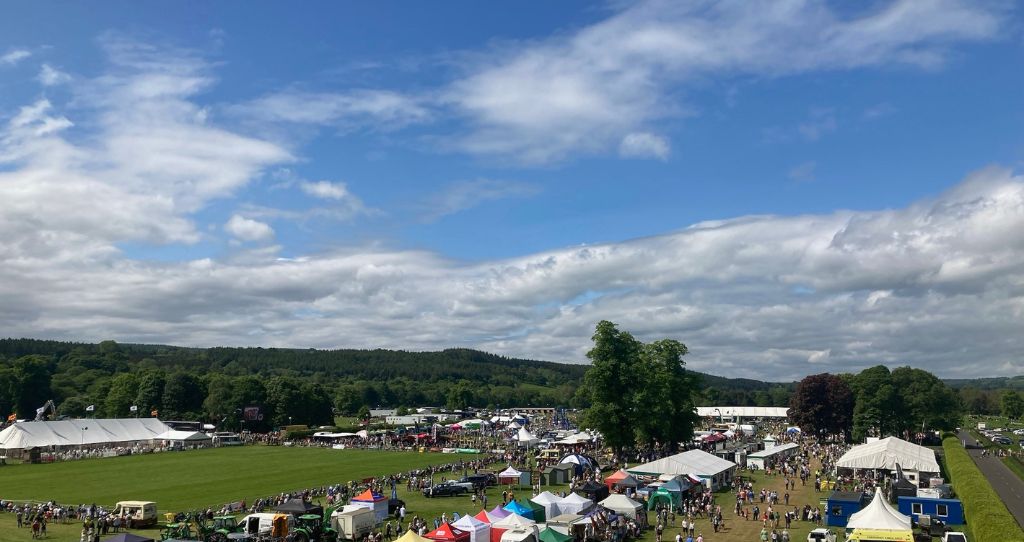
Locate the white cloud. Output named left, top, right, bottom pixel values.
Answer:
left=423, top=179, right=540, bottom=222
left=2, top=154, right=1024, bottom=379
left=225, top=214, right=274, bottom=242
left=619, top=132, right=670, bottom=160
left=0, top=36, right=291, bottom=264
left=1, top=49, right=30, bottom=66
left=300, top=180, right=352, bottom=200
left=38, top=64, right=71, bottom=86
left=863, top=102, right=898, bottom=120
left=444, top=0, right=1002, bottom=163
left=236, top=89, right=430, bottom=130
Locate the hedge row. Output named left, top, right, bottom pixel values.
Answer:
left=942, top=436, right=1024, bottom=542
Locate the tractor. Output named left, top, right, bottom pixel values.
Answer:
left=292, top=514, right=337, bottom=542
left=161, top=521, right=193, bottom=541
left=197, top=515, right=240, bottom=542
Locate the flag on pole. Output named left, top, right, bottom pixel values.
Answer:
left=151, top=409, right=158, bottom=417
left=36, top=406, right=46, bottom=414
left=86, top=405, right=95, bottom=412
left=129, top=405, right=138, bottom=412
left=6, top=413, right=15, bottom=422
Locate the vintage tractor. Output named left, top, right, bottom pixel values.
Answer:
left=161, top=521, right=193, bottom=541
left=292, top=514, right=337, bottom=542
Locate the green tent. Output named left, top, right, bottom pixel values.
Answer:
left=539, top=528, right=572, bottom=542
left=646, top=487, right=681, bottom=511
left=524, top=500, right=546, bottom=523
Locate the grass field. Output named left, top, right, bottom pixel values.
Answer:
left=0, top=446, right=470, bottom=511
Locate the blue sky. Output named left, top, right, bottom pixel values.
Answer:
left=1, top=1, right=1023, bottom=380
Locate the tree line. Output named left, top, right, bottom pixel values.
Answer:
left=788, top=366, right=963, bottom=441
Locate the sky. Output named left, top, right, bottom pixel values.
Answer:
left=1, top=1, right=1023, bottom=381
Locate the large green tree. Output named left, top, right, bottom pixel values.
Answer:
left=14, top=355, right=54, bottom=419
left=580, top=321, right=700, bottom=457
left=581, top=321, right=642, bottom=457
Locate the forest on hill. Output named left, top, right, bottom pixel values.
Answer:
left=0, top=338, right=790, bottom=430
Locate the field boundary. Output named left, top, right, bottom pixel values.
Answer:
left=942, top=435, right=1024, bottom=541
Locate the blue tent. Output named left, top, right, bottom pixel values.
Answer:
left=503, top=500, right=534, bottom=519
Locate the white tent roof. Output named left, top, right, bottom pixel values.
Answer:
left=557, top=493, right=593, bottom=515
left=493, top=514, right=536, bottom=529
left=846, top=492, right=912, bottom=531
left=530, top=491, right=562, bottom=519
left=748, top=443, right=799, bottom=459
left=530, top=491, right=561, bottom=505
left=499, top=466, right=523, bottom=477
left=0, top=418, right=171, bottom=450
left=628, top=449, right=737, bottom=478
left=453, top=515, right=489, bottom=532
left=454, top=513, right=492, bottom=542
left=836, top=437, right=940, bottom=472
left=153, top=430, right=211, bottom=442
left=516, top=428, right=538, bottom=443
left=597, top=495, right=642, bottom=518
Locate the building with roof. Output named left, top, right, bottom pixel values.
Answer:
left=627, top=449, right=737, bottom=490
left=746, top=442, right=800, bottom=470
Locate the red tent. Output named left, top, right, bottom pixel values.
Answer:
left=426, top=524, right=470, bottom=542
left=703, top=433, right=726, bottom=443
left=604, top=469, right=629, bottom=489
left=474, top=510, right=494, bottom=524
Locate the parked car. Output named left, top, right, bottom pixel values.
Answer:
left=942, top=532, right=967, bottom=542
left=422, top=482, right=468, bottom=498
left=459, top=474, right=493, bottom=490
left=807, top=528, right=836, bottom=542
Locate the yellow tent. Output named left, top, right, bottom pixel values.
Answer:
left=397, top=531, right=434, bottom=542
left=846, top=529, right=914, bottom=542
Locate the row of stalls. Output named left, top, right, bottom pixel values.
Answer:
left=397, top=486, right=651, bottom=542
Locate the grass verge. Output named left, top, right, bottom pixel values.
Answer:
left=942, top=435, right=1024, bottom=542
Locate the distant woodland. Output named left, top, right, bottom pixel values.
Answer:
left=0, top=338, right=795, bottom=430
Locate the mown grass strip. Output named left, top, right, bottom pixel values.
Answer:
left=942, top=436, right=1024, bottom=542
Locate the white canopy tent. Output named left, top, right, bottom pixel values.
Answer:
left=493, top=514, right=536, bottom=530
left=836, top=437, right=940, bottom=473
left=557, top=493, right=593, bottom=516
left=597, top=495, right=643, bottom=519
left=529, top=491, right=562, bottom=519
left=452, top=513, right=491, bottom=542
left=0, top=418, right=171, bottom=454
left=628, top=449, right=737, bottom=490
left=846, top=492, right=912, bottom=531
left=516, top=428, right=539, bottom=447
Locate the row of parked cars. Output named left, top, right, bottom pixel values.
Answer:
left=978, top=427, right=1024, bottom=447
left=422, top=473, right=498, bottom=497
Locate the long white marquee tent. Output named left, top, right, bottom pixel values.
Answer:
left=836, top=437, right=940, bottom=473
left=696, top=406, right=789, bottom=419
left=0, top=418, right=171, bottom=454
left=628, top=449, right=737, bottom=490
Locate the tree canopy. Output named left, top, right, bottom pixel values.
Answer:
left=579, top=321, right=700, bottom=456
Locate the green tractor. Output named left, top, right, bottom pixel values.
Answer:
left=161, top=521, right=193, bottom=541
left=199, top=516, right=240, bottom=542
left=292, top=514, right=337, bottom=542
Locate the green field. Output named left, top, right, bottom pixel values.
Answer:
left=0, top=446, right=470, bottom=511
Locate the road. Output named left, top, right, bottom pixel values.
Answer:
left=957, top=430, right=1024, bottom=526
